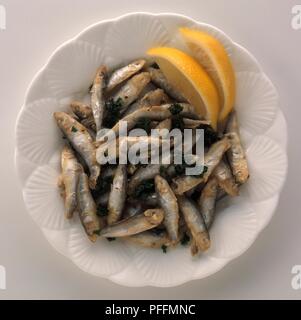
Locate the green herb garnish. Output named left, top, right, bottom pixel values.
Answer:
left=151, top=62, right=160, bottom=69
left=93, top=230, right=101, bottom=236
left=92, top=175, right=113, bottom=199
left=171, top=115, right=185, bottom=131
left=172, top=158, right=208, bottom=178
left=152, top=228, right=164, bottom=236
left=133, top=179, right=155, bottom=199
left=181, top=233, right=190, bottom=246
left=174, top=164, right=186, bottom=176
left=107, top=237, right=116, bottom=242
left=159, top=165, right=173, bottom=183
left=134, top=117, right=152, bottom=134
left=103, top=98, right=123, bottom=127
left=199, top=124, right=220, bottom=147
left=160, top=165, right=167, bottom=176
left=169, top=104, right=184, bottom=130
left=71, top=126, right=78, bottom=133
left=169, top=103, right=183, bottom=115
left=161, top=245, right=168, bottom=253
left=97, top=206, right=108, bottom=217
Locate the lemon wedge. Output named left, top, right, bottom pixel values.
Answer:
left=147, top=47, right=220, bottom=130
left=179, top=27, right=236, bottom=125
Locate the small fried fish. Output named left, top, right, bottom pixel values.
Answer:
left=77, top=173, right=101, bottom=242
left=226, top=111, right=249, bottom=184
left=213, top=160, right=238, bottom=196
left=60, top=145, right=83, bottom=219
left=124, top=88, right=170, bottom=116
left=197, top=177, right=218, bottom=229
left=155, top=175, right=179, bottom=243
left=148, top=67, right=186, bottom=102
left=70, top=101, right=92, bottom=117
left=91, top=65, right=107, bottom=133
left=54, top=112, right=100, bottom=189
left=177, top=195, right=210, bottom=254
left=172, top=137, right=231, bottom=195
left=100, top=208, right=164, bottom=238
left=109, top=103, right=199, bottom=139
left=107, top=59, right=146, bottom=92
left=107, top=164, right=127, bottom=225
left=123, top=230, right=171, bottom=248
left=112, top=72, right=151, bottom=114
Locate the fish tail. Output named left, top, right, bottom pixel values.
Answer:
left=89, top=165, right=101, bottom=189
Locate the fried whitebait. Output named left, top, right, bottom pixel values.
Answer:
left=226, top=112, right=249, bottom=184
left=54, top=112, right=100, bottom=189
left=77, top=172, right=101, bottom=242
left=172, top=137, right=231, bottom=195
left=100, top=208, right=164, bottom=238
left=213, top=160, right=238, bottom=196
left=106, top=59, right=146, bottom=92
left=197, top=177, right=218, bottom=229
left=124, top=88, right=170, bottom=116
left=91, top=65, right=107, bottom=133
left=107, top=164, right=127, bottom=225
left=148, top=67, right=186, bottom=101
left=155, top=175, right=179, bottom=243
left=112, top=72, right=151, bottom=114
left=177, top=195, right=210, bottom=255
left=60, top=145, right=83, bottom=219
left=123, top=230, right=171, bottom=248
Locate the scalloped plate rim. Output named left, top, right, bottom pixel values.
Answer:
left=15, top=12, right=288, bottom=287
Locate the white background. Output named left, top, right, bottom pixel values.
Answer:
left=0, top=0, right=300, bottom=299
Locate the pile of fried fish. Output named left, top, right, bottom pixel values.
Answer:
left=54, top=59, right=249, bottom=256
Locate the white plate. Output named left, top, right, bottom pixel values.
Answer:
left=15, top=12, right=288, bottom=287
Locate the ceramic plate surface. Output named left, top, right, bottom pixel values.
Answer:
left=15, top=12, right=288, bottom=287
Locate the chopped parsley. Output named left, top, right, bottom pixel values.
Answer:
left=169, top=103, right=183, bottom=115
left=93, top=230, right=101, bottom=236
left=152, top=228, right=164, bottom=236
left=71, top=126, right=78, bottom=133
left=92, top=175, right=113, bottom=199
left=160, top=165, right=166, bottom=175
left=133, top=179, right=155, bottom=199
left=97, top=206, right=108, bottom=217
left=107, top=237, right=116, bottom=242
left=103, top=98, right=123, bottom=127
left=168, top=104, right=185, bottom=131
left=173, top=158, right=208, bottom=178
left=161, top=245, right=168, bottom=253
left=151, top=62, right=160, bottom=69
left=134, top=117, right=152, bottom=134
left=158, top=165, right=172, bottom=184
left=171, top=115, right=185, bottom=131
left=181, top=233, right=190, bottom=246
left=199, top=124, right=220, bottom=147
left=174, top=164, right=186, bottom=176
